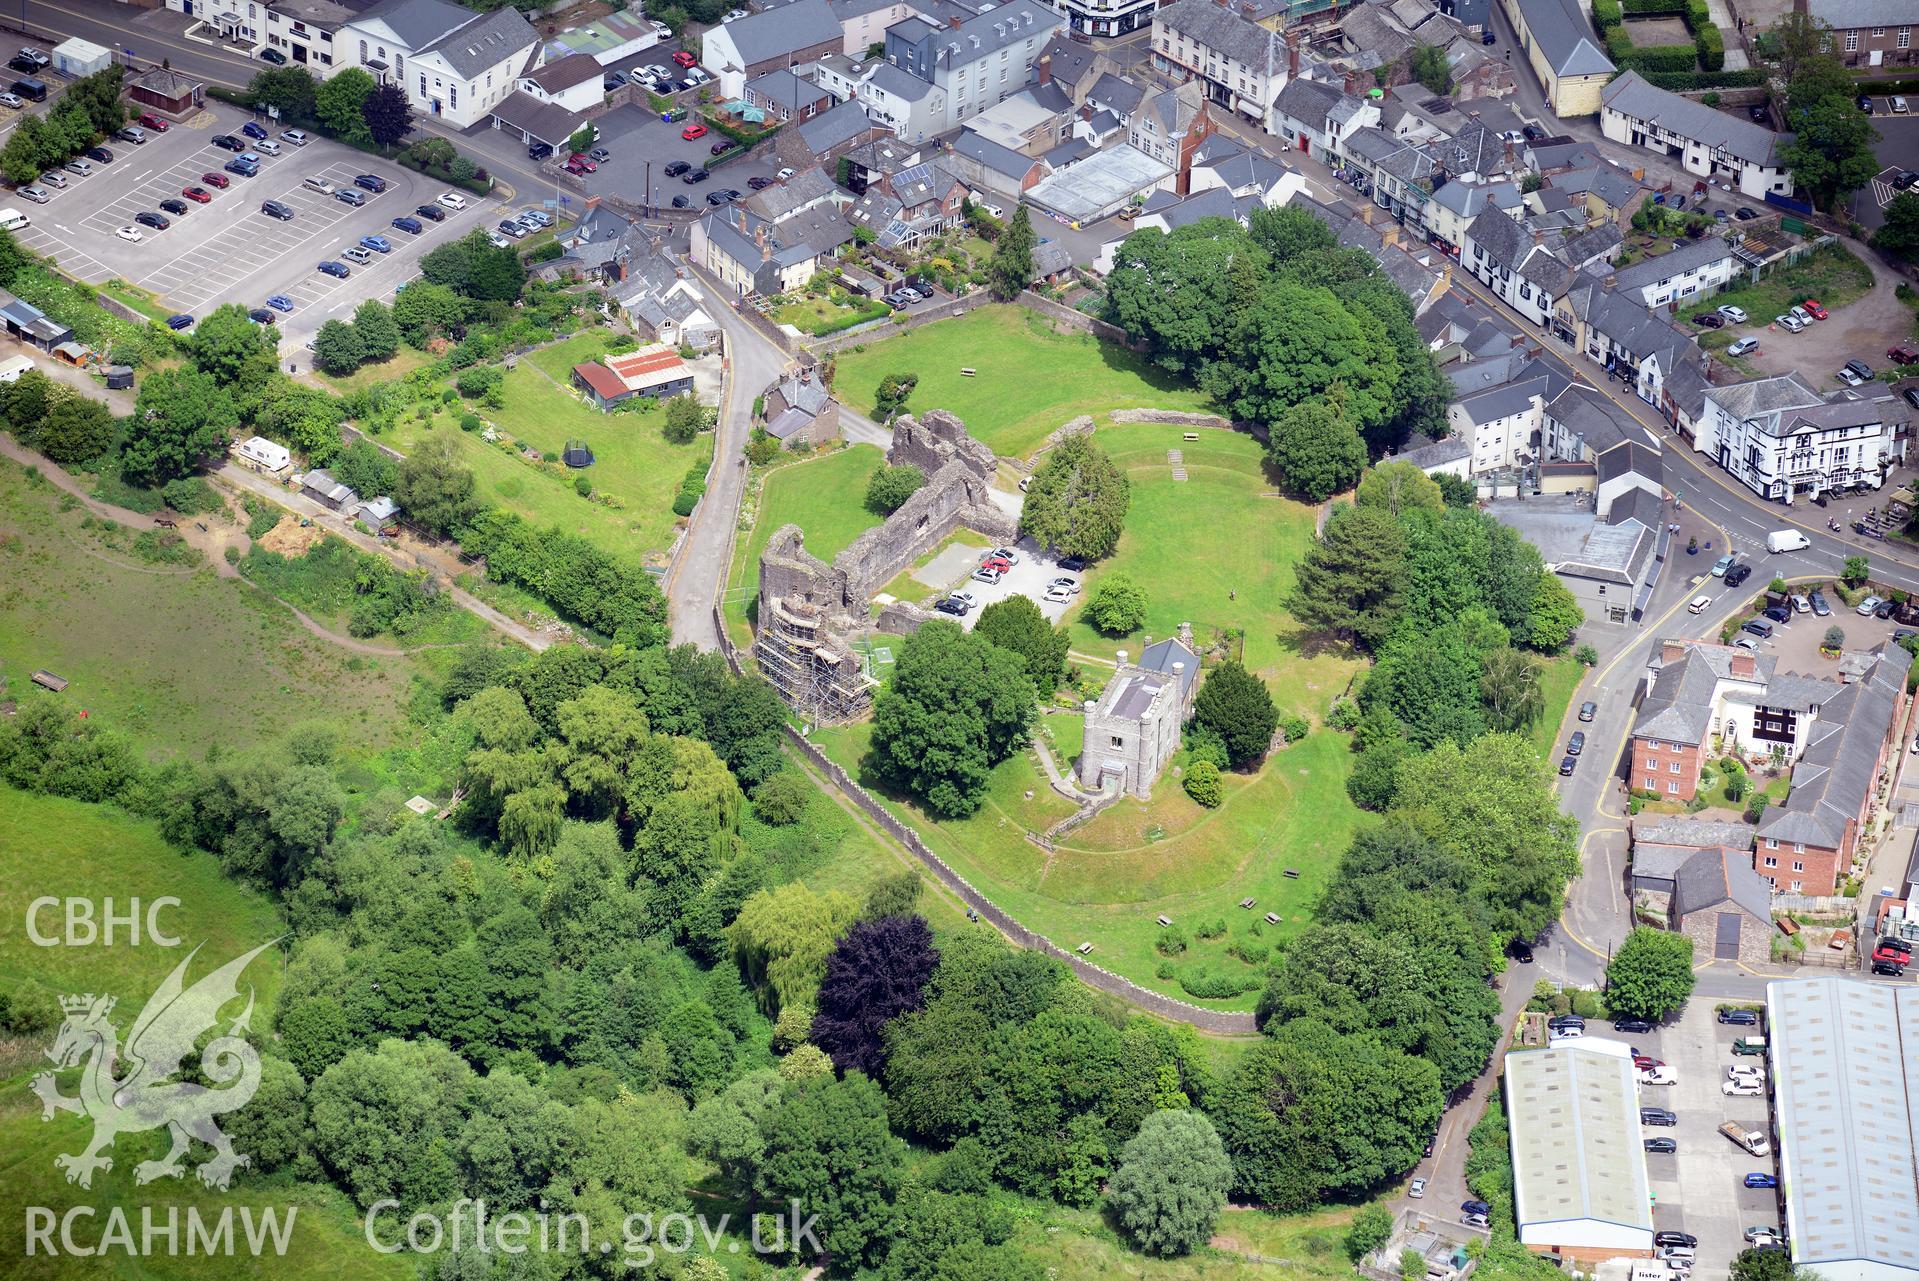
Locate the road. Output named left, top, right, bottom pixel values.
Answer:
left=663, top=270, right=787, bottom=649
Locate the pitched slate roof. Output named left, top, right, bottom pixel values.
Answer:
left=799, top=100, right=881, bottom=154
left=1154, top=0, right=1276, bottom=65
left=1466, top=205, right=1527, bottom=270
left=1514, top=0, right=1614, bottom=76
left=1633, top=642, right=1773, bottom=745
left=355, top=0, right=470, bottom=49
left=1672, top=846, right=1774, bottom=920
left=1547, top=384, right=1658, bottom=454
left=418, top=3, right=536, bottom=77
left=1603, top=70, right=1790, bottom=167
left=1757, top=645, right=1912, bottom=848
left=1274, top=77, right=1344, bottom=133
left=1139, top=636, right=1199, bottom=702
left=717, top=0, right=838, bottom=65
left=1608, top=237, right=1733, bottom=294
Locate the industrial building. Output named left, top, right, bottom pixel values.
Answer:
left=1766, top=977, right=1919, bottom=1281
left=1504, top=1038, right=1655, bottom=1265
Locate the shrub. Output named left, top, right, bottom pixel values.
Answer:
left=1325, top=697, right=1360, bottom=731
left=1183, top=759, right=1223, bottom=807
left=1569, top=989, right=1602, bottom=1019
left=573, top=475, right=592, bottom=498
left=1156, top=925, right=1188, bottom=956
left=1177, top=968, right=1261, bottom=998
left=459, top=413, right=481, bottom=432
left=865, top=462, right=925, bottom=515
left=1279, top=713, right=1309, bottom=745
left=1575, top=644, right=1599, bottom=666
left=1593, top=0, right=1622, bottom=25
left=1086, top=573, right=1148, bottom=635
left=1194, top=917, right=1227, bottom=941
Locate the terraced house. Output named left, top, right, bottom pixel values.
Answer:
left=340, top=0, right=540, bottom=129
left=1151, top=0, right=1289, bottom=131
left=1630, top=639, right=1912, bottom=895
left=1693, top=374, right=1901, bottom=502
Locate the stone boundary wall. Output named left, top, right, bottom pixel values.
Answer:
left=804, top=291, right=988, bottom=357
left=713, top=603, right=1258, bottom=1035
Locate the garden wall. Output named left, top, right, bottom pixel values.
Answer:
left=714, top=601, right=1258, bottom=1035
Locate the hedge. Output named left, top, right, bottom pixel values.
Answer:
left=1618, top=43, right=1707, bottom=72
left=672, top=452, right=710, bottom=517
left=396, top=149, right=492, bottom=196
left=1638, top=67, right=1766, bottom=89
left=1696, top=24, right=1725, bottom=72
left=1623, top=0, right=1687, bottom=12
left=1605, top=25, right=1634, bottom=58
left=1593, top=0, right=1622, bottom=28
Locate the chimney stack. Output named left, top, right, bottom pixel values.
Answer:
left=1117, top=649, right=1129, bottom=668
left=949, top=13, right=962, bottom=27
left=1287, top=27, right=1300, bottom=79
left=1036, top=52, right=1051, bottom=85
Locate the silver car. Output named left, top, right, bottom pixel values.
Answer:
left=18, top=184, right=48, bottom=203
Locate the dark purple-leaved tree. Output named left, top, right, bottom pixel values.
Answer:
left=810, top=914, right=939, bottom=1076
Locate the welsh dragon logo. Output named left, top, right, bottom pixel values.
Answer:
left=31, top=939, right=279, bottom=1191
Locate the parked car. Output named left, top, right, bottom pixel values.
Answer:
left=1614, top=1017, right=1654, bottom=1033
left=241, top=120, right=269, bottom=140
left=359, top=234, right=392, bottom=253
left=671, top=195, right=691, bottom=208
left=1558, top=755, right=1576, bottom=776
left=1641, top=1108, right=1677, bottom=1127
left=223, top=158, right=258, bottom=177
left=1408, top=1177, right=1427, bottom=1199
left=259, top=47, right=287, bottom=64
left=710, top=140, right=730, bottom=156
left=1644, top=1138, right=1678, bottom=1154
left=1802, top=299, right=1828, bottom=320
left=317, top=260, right=350, bottom=278
left=497, top=218, right=528, bottom=237
left=1744, top=1173, right=1779, bottom=1189
left=37, top=170, right=65, bottom=187
left=1736, top=207, right=1758, bottom=220
left=664, top=160, right=691, bottom=177
left=17, top=184, right=46, bottom=203
left=672, top=50, right=699, bottom=67
left=248, top=307, right=274, bottom=324
left=342, top=246, right=373, bottom=264
left=211, top=134, right=245, bottom=152
left=415, top=203, right=447, bottom=221
left=354, top=174, right=388, bottom=193
left=972, top=565, right=1003, bottom=584
left=1058, top=556, right=1087, bottom=572
left=1859, top=595, right=1886, bottom=616
left=934, top=597, right=969, bottom=617
left=392, top=215, right=423, bottom=234
left=683, top=168, right=710, bottom=184
left=1508, top=938, right=1534, bottom=963
left=680, top=122, right=708, bottom=140
left=438, top=192, right=468, bottom=210
left=16, top=47, right=47, bottom=67
left=1728, top=337, right=1760, bottom=357
left=528, top=141, right=552, bottom=160
left=1718, top=304, right=1748, bottom=323
left=1718, top=1008, right=1760, bottom=1025
left=280, top=129, right=310, bottom=146
left=1809, top=590, right=1830, bottom=615
left=1845, top=358, right=1876, bottom=382
left=1763, top=605, right=1791, bottom=624
left=165, top=313, right=192, bottom=330
left=1776, top=313, right=1805, bottom=333
left=154, top=198, right=187, bottom=217
left=266, top=294, right=294, bottom=312
left=1691, top=312, right=1724, bottom=329
left=201, top=171, right=231, bottom=188
left=1897, top=95, right=1911, bottom=113
left=1578, top=700, right=1596, bottom=721
left=747, top=175, right=773, bottom=189
left=133, top=210, right=170, bottom=230
left=118, top=126, right=147, bottom=145
left=1890, top=343, right=1919, bottom=365
left=564, top=154, right=595, bottom=174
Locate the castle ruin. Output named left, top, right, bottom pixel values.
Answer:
left=754, top=409, right=1018, bottom=722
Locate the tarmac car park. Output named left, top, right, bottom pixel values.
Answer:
left=5, top=106, right=482, bottom=349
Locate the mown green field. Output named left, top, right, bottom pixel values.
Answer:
left=0, top=459, right=424, bottom=759
left=723, top=443, right=886, bottom=639
left=831, top=305, right=1217, bottom=458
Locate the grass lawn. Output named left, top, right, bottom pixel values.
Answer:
left=1008, top=1202, right=1353, bottom=1280
left=0, top=460, right=426, bottom=759
left=770, top=293, right=890, bottom=336
left=1695, top=244, right=1876, bottom=354
left=831, top=304, right=1217, bottom=459
left=314, top=346, right=431, bottom=396
left=525, top=328, right=615, bottom=384
left=723, top=444, right=886, bottom=636
left=1058, top=423, right=1365, bottom=717
left=1524, top=656, right=1586, bottom=763
left=810, top=719, right=1365, bottom=1009
left=99, top=278, right=174, bottom=326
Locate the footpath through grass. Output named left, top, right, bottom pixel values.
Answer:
left=831, top=304, right=1217, bottom=458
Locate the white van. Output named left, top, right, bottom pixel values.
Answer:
left=0, top=206, right=29, bottom=231
left=1766, top=529, right=1811, bottom=553
left=1688, top=594, right=1712, bottom=614
left=302, top=175, right=336, bottom=195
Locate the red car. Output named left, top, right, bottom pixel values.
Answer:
left=181, top=185, right=212, bottom=203
left=138, top=113, right=170, bottom=132
left=1889, top=343, right=1919, bottom=365
left=565, top=154, right=596, bottom=174
left=671, top=50, right=698, bottom=68
left=680, top=122, right=708, bottom=141
left=201, top=171, right=231, bottom=189
left=1801, top=298, right=1828, bottom=320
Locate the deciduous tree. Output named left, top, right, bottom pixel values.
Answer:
left=362, top=83, right=412, bottom=149
left=1355, top=461, right=1443, bottom=518
left=1604, top=927, right=1696, bottom=1020
left=1084, top=572, right=1148, bottom=636
left=754, top=1073, right=905, bottom=1268
left=392, top=434, right=478, bottom=535
left=974, top=594, right=1070, bottom=694
left=314, top=67, right=375, bottom=144
left=811, top=913, right=939, bottom=1076
left=869, top=620, right=1035, bottom=817
left=352, top=299, right=400, bottom=363
left=312, top=318, right=366, bottom=376
left=1267, top=399, right=1367, bottom=501
left=1479, top=646, right=1544, bottom=732
left=866, top=461, right=924, bottom=514
left=33, top=392, right=115, bottom=465
left=1107, top=1109, right=1233, bottom=1256
left=125, top=368, right=239, bottom=486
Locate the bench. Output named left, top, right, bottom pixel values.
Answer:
left=1183, top=432, right=1199, bottom=441
left=1264, top=913, right=1281, bottom=925
left=1155, top=914, right=1173, bottom=927
left=1283, top=868, right=1301, bottom=879
left=1239, top=897, right=1256, bottom=909
left=959, top=367, right=977, bottom=376
left=1075, top=942, right=1093, bottom=955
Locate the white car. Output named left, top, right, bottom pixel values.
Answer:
left=486, top=231, right=512, bottom=248
left=991, top=547, right=1019, bottom=565
left=1043, top=586, right=1074, bottom=605
left=722, top=7, right=749, bottom=19
left=953, top=588, right=978, bottom=609
left=115, top=225, right=144, bottom=242
left=1837, top=364, right=1866, bottom=386
left=438, top=192, right=468, bottom=210
left=1718, top=304, right=1748, bottom=323
left=1726, top=1064, right=1766, bottom=1082
left=1047, top=576, right=1080, bottom=596
left=1409, top=1177, right=1427, bottom=1199
left=972, top=565, right=1003, bottom=585
left=649, top=18, right=671, bottom=37
left=776, top=167, right=794, bottom=180
left=1639, top=1066, right=1677, bottom=1086
left=1896, top=95, right=1911, bottom=114
left=1723, top=1079, right=1764, bottom=1096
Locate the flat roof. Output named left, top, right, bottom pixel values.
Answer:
left=1505, top=1039, right=1654, bottom=1247
left=1767, top=977, right=1919, bottom=1277
left=1024, top=144, right=1171, bottom=223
